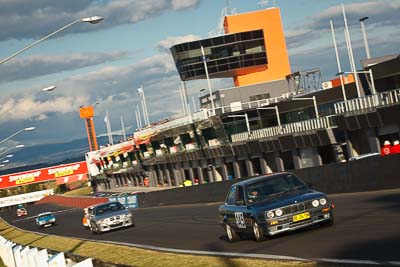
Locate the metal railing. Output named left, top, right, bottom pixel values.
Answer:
left=334, top=88, right=400, bottom=114
left=134, top=110, right=209, bottom=138
left=231, top=116, right=335, bottom=142
left=213, top=93, right=292, bottom=115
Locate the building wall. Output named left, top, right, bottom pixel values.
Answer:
left=219, top=79, right=292, bottom=107
left=224, top=8, right=291, bottom=87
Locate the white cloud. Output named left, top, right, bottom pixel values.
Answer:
left=0, top=0, right=200, bottom=41
left=286, top=0, right=400, bottom=49
left=172, top=0, right=199, bottom=10
left=0, top=51, right=128, bottom=84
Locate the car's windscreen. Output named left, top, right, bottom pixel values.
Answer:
left=94, top=202, right=125, bottom=215
left=39, top=214, right=53, bottom=220
left=246, top=174, right=307, bottom=203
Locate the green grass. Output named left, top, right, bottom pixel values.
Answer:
left=62, top=186, right=92, bottom=196
left=0, top=218, right=352, bottom=267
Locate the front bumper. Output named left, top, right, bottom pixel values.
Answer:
left=264, top=209, right=333, bottom=236
left=96, top=218, right=133, bottom=232
left=37, top=220, right=55, bottom=227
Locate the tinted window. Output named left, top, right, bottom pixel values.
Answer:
left=226, top=186, right=236, bottom=205
left=236, top=186, right=245, bottom=204
left=246, top=174, right=307, bottom=203
left=95, top=202, right=124, bottom=215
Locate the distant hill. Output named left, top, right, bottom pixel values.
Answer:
left=0, top=135, right=123, bottom=176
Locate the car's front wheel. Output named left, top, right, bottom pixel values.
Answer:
left=252, top=220, right=266, bottom=242
left=225, top=223, right=241, bottom=242
left=90, top=222, right=100, bottom=234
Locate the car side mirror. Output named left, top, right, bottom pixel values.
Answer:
left=236, top=200, right=245, bottom=206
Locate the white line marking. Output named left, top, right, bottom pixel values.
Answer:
left=5, top=219, right=400, bottom=266
left=12, top=208, right=78, bottom=222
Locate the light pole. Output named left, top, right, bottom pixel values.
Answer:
left=337, top=70, right=377, bottom=95
left=292, top=96, right=319, bottom=118
left=330, top=20, right=347, bottom=101
left=257, top=106, right=281, bottom=127
left=0, top=144, right=24, bottom=158
left=342, top=4, right=361, bottom=98
left=359, top=17, right=371, bottom=59
left=201, top=45, right=215, bottom=115
left=228, top=114, right=250, bottom=133
left=0, top=16, right=104, bottom=65
left=0, top=127, right=35, bottom=146
left=137, top=85, right=150, bottom=126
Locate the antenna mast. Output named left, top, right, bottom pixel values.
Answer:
left=208, top=0, right=237, bottom=37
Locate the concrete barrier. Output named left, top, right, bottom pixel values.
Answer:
left=138, top=154, right=400, bottom=208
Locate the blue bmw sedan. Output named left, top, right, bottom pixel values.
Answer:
left=218, top=172, right=334, bottom=242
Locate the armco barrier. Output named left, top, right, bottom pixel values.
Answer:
left=138, top=154, right=400, bottom=208
left=35, top=195, right=108, bottom=209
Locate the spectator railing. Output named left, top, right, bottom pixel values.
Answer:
left=334, top=88, right=400, bottom=114
left=232, top=116, right=335, bottom=142
left=134, top=110, right=209, bottom=138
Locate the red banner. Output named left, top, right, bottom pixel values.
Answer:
left=0, top=161, right=88, bottom=189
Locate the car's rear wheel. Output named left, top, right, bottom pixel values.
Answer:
left=225, top=223, right=240, bottom=242
left=252, top=220, right=266, bottom=242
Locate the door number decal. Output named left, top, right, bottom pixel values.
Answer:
left=235, top=212, right=246, bottom=229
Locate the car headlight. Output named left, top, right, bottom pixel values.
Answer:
left=266, top=211, right=275, bottom=219
left=319, top=198, right=327, bottom=205
left=312, top=200, right=320, bottom=207
left=275, top=209, right=283, bottom=217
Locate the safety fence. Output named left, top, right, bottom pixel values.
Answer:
left=231, top=116, right=335, bottom=142
left=0, top=235, right=93, bottom=267
left=334, top=88, right=400, bottom=114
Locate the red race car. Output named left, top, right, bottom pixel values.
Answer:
left=17, top=207, right=28, bottom=217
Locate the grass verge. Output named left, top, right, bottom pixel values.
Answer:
left=62, top=186, right=92, bottom=196
left=0, top=218, right=352, bottom=267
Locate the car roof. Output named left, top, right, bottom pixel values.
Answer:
left=230, top=172, right=291, bottom=187
left=37, top=212, right=53, bottom=216
left=92, top=201, right=120, bottom=208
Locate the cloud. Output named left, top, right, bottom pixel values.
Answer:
left=0, top=0, right=200, bottom=42
left=0, top=51, right=127, bottom=84
left=286, top=0, right=400, bottom=49
left=0, top=51, right=179, bottom=122
left=155, top=34, right=202, bottom=52
left=171, top=0, right=199, bottom=10
left=0, top=95, right=91, bottom=121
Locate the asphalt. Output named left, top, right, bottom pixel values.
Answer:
left=1, top=188, right=400, bottom=265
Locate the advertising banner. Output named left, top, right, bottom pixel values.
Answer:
left=55, top=174, right=87, bottom=185
left=0, top=189, right=54, bottom=208
left=0, top=161, right=88, bottom=189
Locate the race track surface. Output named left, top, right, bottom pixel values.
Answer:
left=1, top=189, right=400, bottom=264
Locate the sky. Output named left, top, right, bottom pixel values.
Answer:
left=0, top=0, right=399, bottom=163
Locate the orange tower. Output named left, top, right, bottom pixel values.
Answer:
left=79, top=106, right=99, bottom=151
left=224, top=8, right=291, bottom=87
